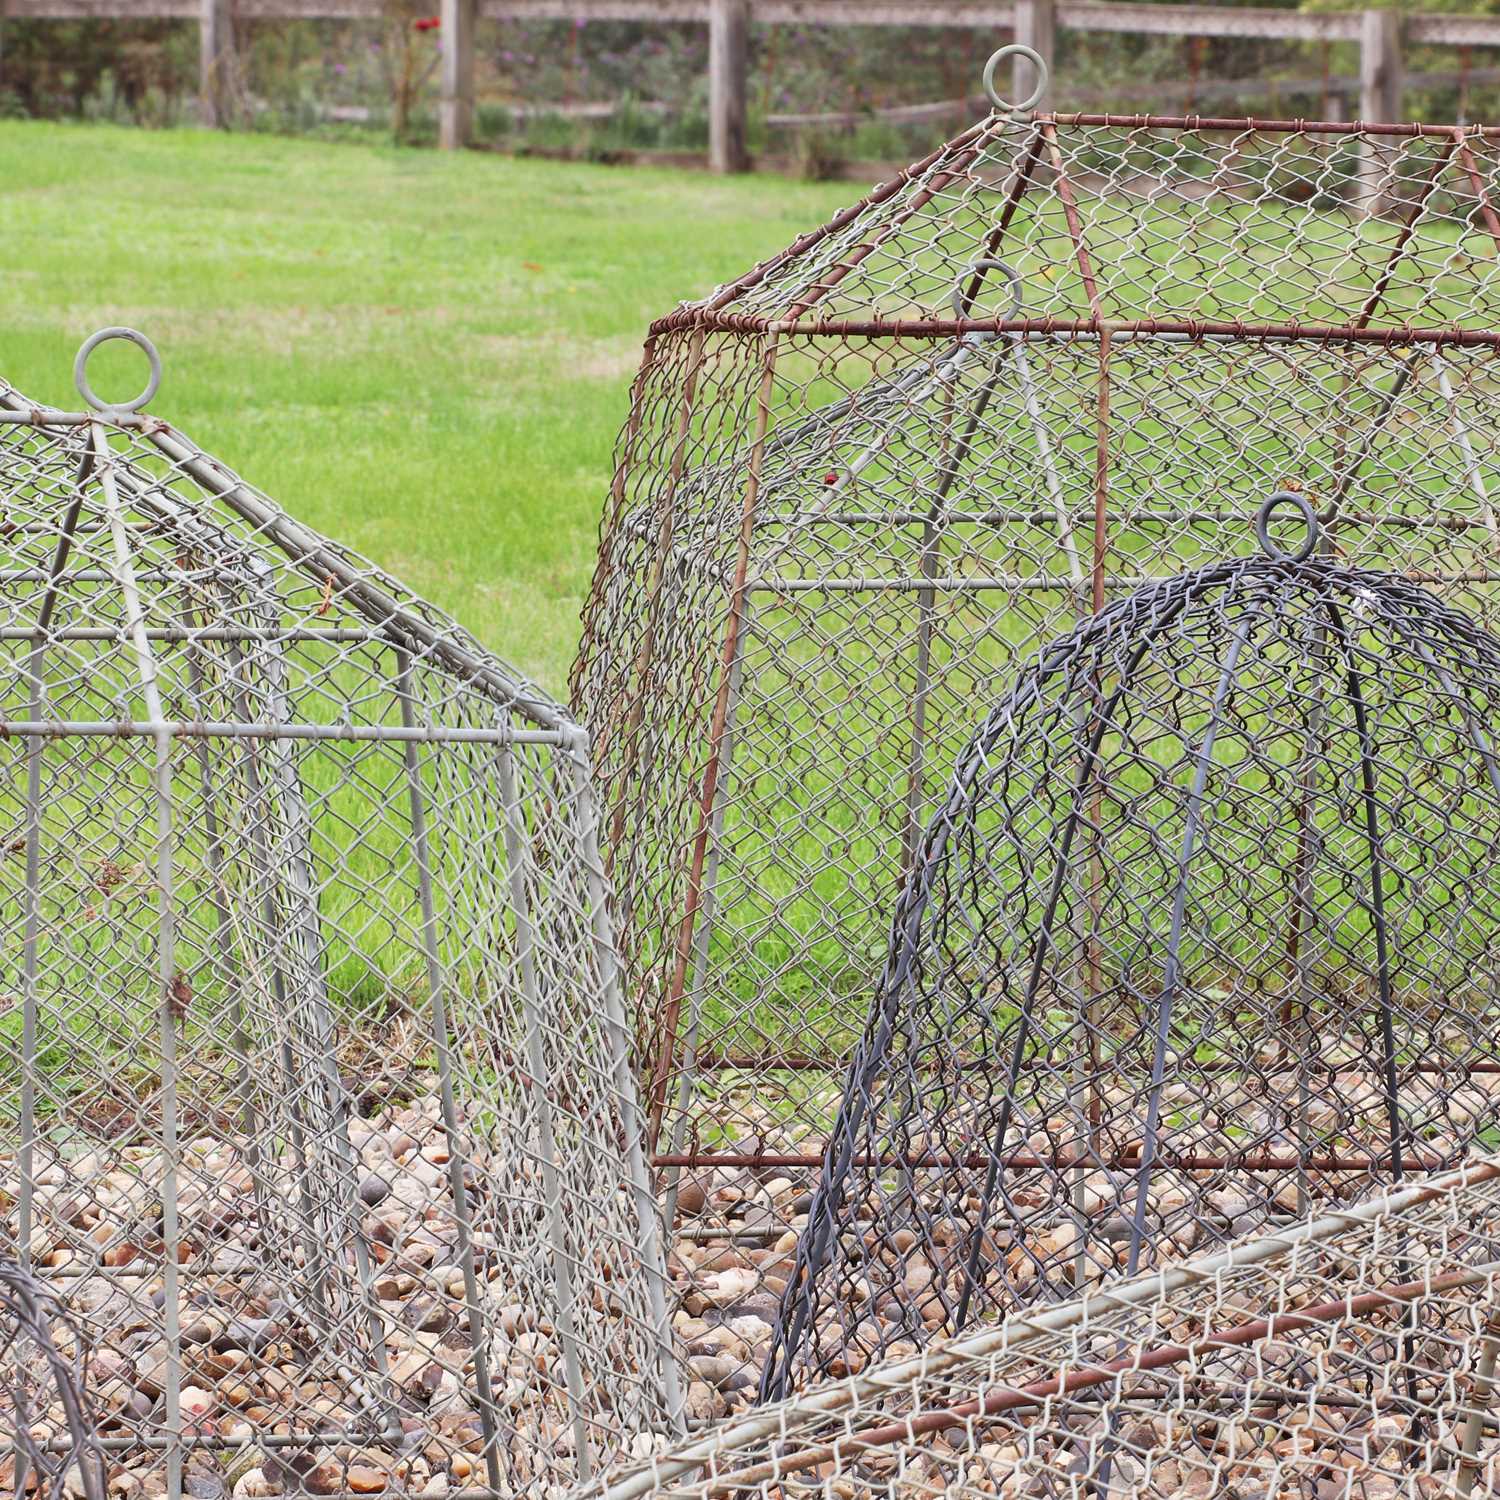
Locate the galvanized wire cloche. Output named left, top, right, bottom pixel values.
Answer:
left=761, top=492, right=1500, bottom=1399
left=0, top=330, right=682, bottom=1499
left=590, top=1156, right=1500, bottom=1500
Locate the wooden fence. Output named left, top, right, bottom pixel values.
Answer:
left=10, top=0, right=1500, bottom=166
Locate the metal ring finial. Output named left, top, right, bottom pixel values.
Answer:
left=1255, top=489, right=1320, bottom=563
left=983, top=44, right=1048, bottom=113
left=73, top=327, right=161, bottom=414
left=951, top=258, right=1025, bottom=331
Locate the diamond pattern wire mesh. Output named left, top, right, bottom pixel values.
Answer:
left=571, top=104, right=1500, bottom=1402
left=0, top=333, right=683, bottom=1500
left=759, top=528, right=1500, bottom=1398
left=581, top=1155, right=1500, bottom=1500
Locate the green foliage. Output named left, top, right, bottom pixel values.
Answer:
left=791, top=128, right=849, bottom=181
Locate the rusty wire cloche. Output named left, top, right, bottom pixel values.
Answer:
left=573, top=49, right=1500, bottom=1341
left=760, top=492, right=1500, bottom=1398
left=0, top=331, right=683, bottom=1499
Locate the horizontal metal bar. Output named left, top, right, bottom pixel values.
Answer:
left=23, top=1431, right=404, bottom=1454
left=775, top=508, right=1500, bottom=534
left=682, top=1052, right=1500, bottom=1074
left=1047, top=111, right=1500, bottom=139
left=0, top=719, right=565, bottom=745
left=0, top=408, right=163, bottom=427
left=653, top=1149, right=1457, bottom=1171
left=752, top=569, right=1500, bottom=592
left=0, top=569, right=203, bottom=584
left=0, top=626, right=392, bottom=643
left=659, top=309, right=1500, bottom=343
left=752, top=573, right=1135, bottom=592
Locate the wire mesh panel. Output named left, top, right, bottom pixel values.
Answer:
left=572, top=55, right=1500, bottom=1393
left=0, top=331, right=683, bottom=1500
left=760, top=500, right=1500, bottom=1397
left=583, top=1155, right=1500, bottom=1500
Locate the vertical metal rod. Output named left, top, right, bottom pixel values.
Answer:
left=17, top=449, right=92, bottom=1287
left=1330, top=615, right=1405, bottom=1187
left=1456, top=1306, right=1500, bottom=1499
left=567, top=728, right=687, bottom=1438
left=92, top=418, right=184, bottom=1500
left=1278, top=522, right=1338, bottom=1220
left=662, top=601, right=754, bottom=1231
left=903, top=373, right=961, bottom=878
left=949, top=620, right=1177, bottom=1333
left=1124, top=600, right=1257, bottom=1278
left=652, top=337, right=779, bottom=1147
left=495, top=744, right=596, bottom=1478
left=602, top=328, right=707, bottom=860
left=1325, top=598, right=1424, bottom=1432
left=1080, top=328, right=1112, bottom=1276
left=1430, top=350, right=1499, bottom=547
left=236, top=555, right=396, bottom=1418
left=220, top=636, right=338, bottom=1335
left=1454, top=133, right=1500, bottom=256
left=180, top=604, right=280, bottom=1260
left=394, top=657, right=504, bottom=1496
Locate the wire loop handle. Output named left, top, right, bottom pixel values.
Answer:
left=1256, top=489, right=1321, bottom=563
left=952, top=258, right=1026, bottom=334
left=983, top=44, right=1048, bottom=113
left=74, top=327, right=162, bottom=414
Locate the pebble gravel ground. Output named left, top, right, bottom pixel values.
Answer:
left=11, top=1070, right=1497, bottom=1497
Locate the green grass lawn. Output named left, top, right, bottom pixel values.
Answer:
left=0, top=121, right=852, bottom=695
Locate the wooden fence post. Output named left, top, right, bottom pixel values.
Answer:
left=1013, top=0, right=1055, bottom=109
left=1358, top=8, right=1402, bottom=211
left=440, top=0, right=476, bottom=149
left=710, top=0, right=749, bottom=173
left=199, top=0, right=233, bottom=127
left=1360, top=7, right=1403, bottom=121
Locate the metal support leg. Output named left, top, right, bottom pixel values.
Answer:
left=567, top=728, right=686, bottom=1440
left=394, top=659, right=504, bottom=1496
left=661, top=601, right=753, bottom=1233
left=93, top=419, right=184, bottom=1500
left=496, top=744, right=596, bottom=1478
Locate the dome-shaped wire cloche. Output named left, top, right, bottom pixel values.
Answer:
left=0, top=331, right=682, bottom=1498
left=760, top=493, right=1500, bottom=1399
left=573, top=53, right=1500, bottom=1334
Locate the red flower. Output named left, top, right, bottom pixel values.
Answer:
left=413, top=15, right=440, bottom=30
left=823, top=471, right=839, bottom=485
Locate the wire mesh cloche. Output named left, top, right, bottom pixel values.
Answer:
left=572, top=48, right=1500, bottom=1345
left=0, top=1256, right=105, bottom=1500
left=0, top=330, right=682, bottom=1499
left=585, top=1156, right=1500, bottom=1500
left=760, top=492, right=1500, bottom=1400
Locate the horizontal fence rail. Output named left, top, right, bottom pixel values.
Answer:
left=8, top=0, right=1500, bottom=165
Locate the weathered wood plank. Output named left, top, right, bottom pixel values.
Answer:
left=0, top=0, right=1414, bottom=45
